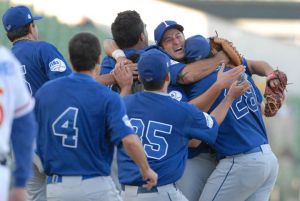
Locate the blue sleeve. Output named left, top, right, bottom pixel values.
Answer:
left=39, top=42, right=72, bottom=80
left=106, top=93, right=135, bottom=145
left=187, top=105, right=219, bottom=145
left=242, top=57, right=252, bottom=77
left=11, top=111, right=37, bottom=187
left=100, top=56, right=116, bottom=75
left=169, top=61, right=186, bottom=85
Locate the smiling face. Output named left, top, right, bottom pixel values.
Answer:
left=160, top=28, right=185, bottom=61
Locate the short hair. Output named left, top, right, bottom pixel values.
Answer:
left=111, top=10, right=144, bottom=49
left=68, top=32, right=101, bottom=72
left=141, top=80, right=165, bottom=91
left=6, top=23, right=31, bottom=42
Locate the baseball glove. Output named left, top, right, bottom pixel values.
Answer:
left=209, top=36, right=243, bottom=68
left=264, top=70, right=288, bottom=117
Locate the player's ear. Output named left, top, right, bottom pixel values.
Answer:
left=140, top=32, right=145, bottom=43
left=96, top=54, right=101, bottom=65
left=28, top=23, right=34, bottom=34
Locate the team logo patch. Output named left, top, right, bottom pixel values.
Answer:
left=170, top=59, right=179, bottom=65
left=203, top=112, right=214, bottom=128
left=169, top=90, right=182, bottom=101
left=49, top=58, right=67, bottom=72
left=122, top=115, right=133, bottom=129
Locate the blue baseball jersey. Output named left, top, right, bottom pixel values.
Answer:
left=35, top=73, right=134, bottom=176
left=185, top=59, right=267, bottom=157
left=11, top=40, right=72, bottom=96
left=118, top=91, right=219, bottom=186
left=167, top=57, right=214, bottom=158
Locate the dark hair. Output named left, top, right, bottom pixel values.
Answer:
left=141, top=80, right=165, bottom=91
left=68, top=32, right=101, bottom=72
left=111, top=10, right=144, bottom=49
left=6, top=23, right=31, bottom=42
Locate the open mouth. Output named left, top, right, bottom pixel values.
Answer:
left=174, top=47, right=183, bottom=52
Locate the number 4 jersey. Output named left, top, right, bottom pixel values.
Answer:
left=35, top=73, right=134, bottom=176
left=185, top=59, right=268, bottom=158
left=118, top=91, right=219, bottom=186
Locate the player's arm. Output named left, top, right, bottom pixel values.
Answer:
left=103, top=39, right=133, bottom=64
left=122, top=134, right=157, bottom=190
left=40, top=42, right=72, bottom=79
left=11, top=111, right=37, bottom=188
left=189, top=64, right=245, bottom=112
left=210, top=81, right=249, bottom=124
left=95, top=73, right=116, bottom=85
left=247, top=59, right=274, bottom=77
left=177, top=51, right=229, bottom=84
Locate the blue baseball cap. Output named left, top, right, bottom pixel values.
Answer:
left=2, top=5, right=42, bottom=32
left=138, top=49, right=170, bottom=82
left=185, top=35, right=211, bottom=63
left=154, top=20, right=184, bottom=45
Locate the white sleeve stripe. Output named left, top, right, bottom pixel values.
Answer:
left=14, top=98, right=35, bottom=118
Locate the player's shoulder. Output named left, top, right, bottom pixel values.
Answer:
left=35, top=40, right=56, bottom=48
left=36, top=76, right=66, bottom=93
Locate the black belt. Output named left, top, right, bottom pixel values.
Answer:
left=121, top=183, right=176, bottom=194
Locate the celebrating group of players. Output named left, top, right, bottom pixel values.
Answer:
left=0, top=5, right=280, bottom=201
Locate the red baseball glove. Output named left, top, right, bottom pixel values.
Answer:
left=264, top=70, right=288, bottom=117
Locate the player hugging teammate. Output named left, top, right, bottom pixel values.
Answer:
left=1, top=5, right=287, bottom=201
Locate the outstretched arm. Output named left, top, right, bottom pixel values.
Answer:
left=189, top=65, right=245, bottom=112
left=247, top=60, right=274, bottom=77
left=210, top=81, right=249, bottom=125
left=177, top=51, right=229, bottom=84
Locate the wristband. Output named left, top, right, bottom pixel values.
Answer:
left=112, top=49, right=126, bottom=60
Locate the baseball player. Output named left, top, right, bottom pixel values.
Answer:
left=152, top=20, right=248, bottom=201
left=2, top=5, right=72, bottom=201
left=34, top=32, right=157, bottom=201
left=157, top=21, right=279, bottom=200
left=117, top=48, right=249, bottom=201
left=0, top=45, right=36, bottom=201
left=185, top=35, right=279, bottom=201
left=101, top=10, right=148, bottom=91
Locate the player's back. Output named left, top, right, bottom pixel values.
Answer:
left=12, top=40, right=71, bottom=96
left=186, top=64, right=268, bottom=157
left=35, top=72, right=120, bottom=177
left=118, top=91, right=218, bottom=186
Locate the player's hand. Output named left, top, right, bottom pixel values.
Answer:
left=216, top=64, right=245, bottom=89
left=116, top=56, right=132, bottom=65
left=188, top=139, right=202, bottom=148
left=269, top=78, right=280, bottom=88
left=227, top=80, right=250, bottom=100
left=125, top=63, right=138, bottom=80
left=141, top=168, right=158, bottom=191
left=215, top=51, right=230, bottom=65
left=113, top=61, right=133, bottom=96
left=9, top=188, right=26, bottom=201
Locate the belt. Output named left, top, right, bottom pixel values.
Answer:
left=47, top=175, right=99, bottom=184
left=218, top=144, right=268, bottom=160
left=121, top=183, right=176, bottom=194
left=243, top=146, right=262, bottom=154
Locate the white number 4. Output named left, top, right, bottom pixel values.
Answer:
left=52, top=107, right=79, bottom=148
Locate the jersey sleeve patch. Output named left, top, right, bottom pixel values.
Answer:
left=203, top=112, right=214, bottom=128
left=122, top=115, right=133, bottom=129
left=49, top=58, right=67, bottom=72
